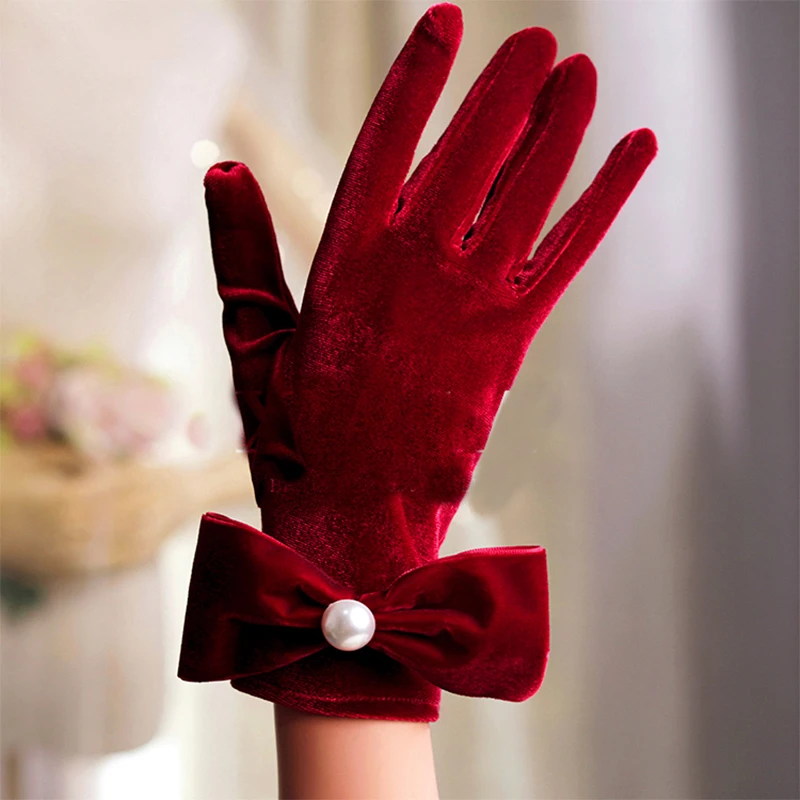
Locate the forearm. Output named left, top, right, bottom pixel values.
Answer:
left=274, top=704, right=438, bottom=800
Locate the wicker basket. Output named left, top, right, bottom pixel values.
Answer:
left=0, top=443, right=252, bottom=578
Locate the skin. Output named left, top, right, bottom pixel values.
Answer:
left=274, top=705, right=439, bottom=800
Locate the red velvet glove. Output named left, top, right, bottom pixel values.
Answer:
left=179, top=2, right=657, bottom=721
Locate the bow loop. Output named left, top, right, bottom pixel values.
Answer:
left=179, top=513, right=549, bottom=702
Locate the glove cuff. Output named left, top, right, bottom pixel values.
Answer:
left=231, top=652, right=441, bottom=722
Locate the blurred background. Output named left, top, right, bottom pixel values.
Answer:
left=0, top=1, right=797, bottom=798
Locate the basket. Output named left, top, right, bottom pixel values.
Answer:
left=0, top=443, right=252, bottom=578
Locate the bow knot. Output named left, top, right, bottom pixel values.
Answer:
left=179, top=512, right=549, bottom=701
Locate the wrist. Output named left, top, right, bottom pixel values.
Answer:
left=274, top=703, right=439, bottom=799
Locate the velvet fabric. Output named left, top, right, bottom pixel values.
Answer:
left=180, top=2, right=657, bottom=720
left=179, top=512, right=549, bottom=719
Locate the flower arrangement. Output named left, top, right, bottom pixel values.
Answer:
left=0, top=333, right=251, bottom=580
left=0, top=332, right=176, bottom=462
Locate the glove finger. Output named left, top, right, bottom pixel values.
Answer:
left=518, top=128, right=658, bottom=322
left=401, top=27, right=556, bottom=246
left=204, top=161, right=299, bottom=393
left=465, top=54, right=596, bottom=276
left=324, top=3, right=462, bottom=241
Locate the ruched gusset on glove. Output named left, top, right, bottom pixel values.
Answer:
left=179, top=2, right=657, bottom=722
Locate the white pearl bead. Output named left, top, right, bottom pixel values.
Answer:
left=321, top=599, right=376, bottom=652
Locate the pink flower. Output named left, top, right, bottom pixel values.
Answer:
left=15, top=352, right=54, bottom=395
left=6, top=403, right=47, bottom=441
left=48, top=366, right=175, bottom=461
left=1, top=334, right=178, bottom=461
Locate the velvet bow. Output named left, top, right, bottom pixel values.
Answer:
left=179, top=512, right=549, bottom=701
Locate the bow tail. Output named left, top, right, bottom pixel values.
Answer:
left=178, top=512, right=350, bottom=682
left=363, top=547, right=549, bottom=701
